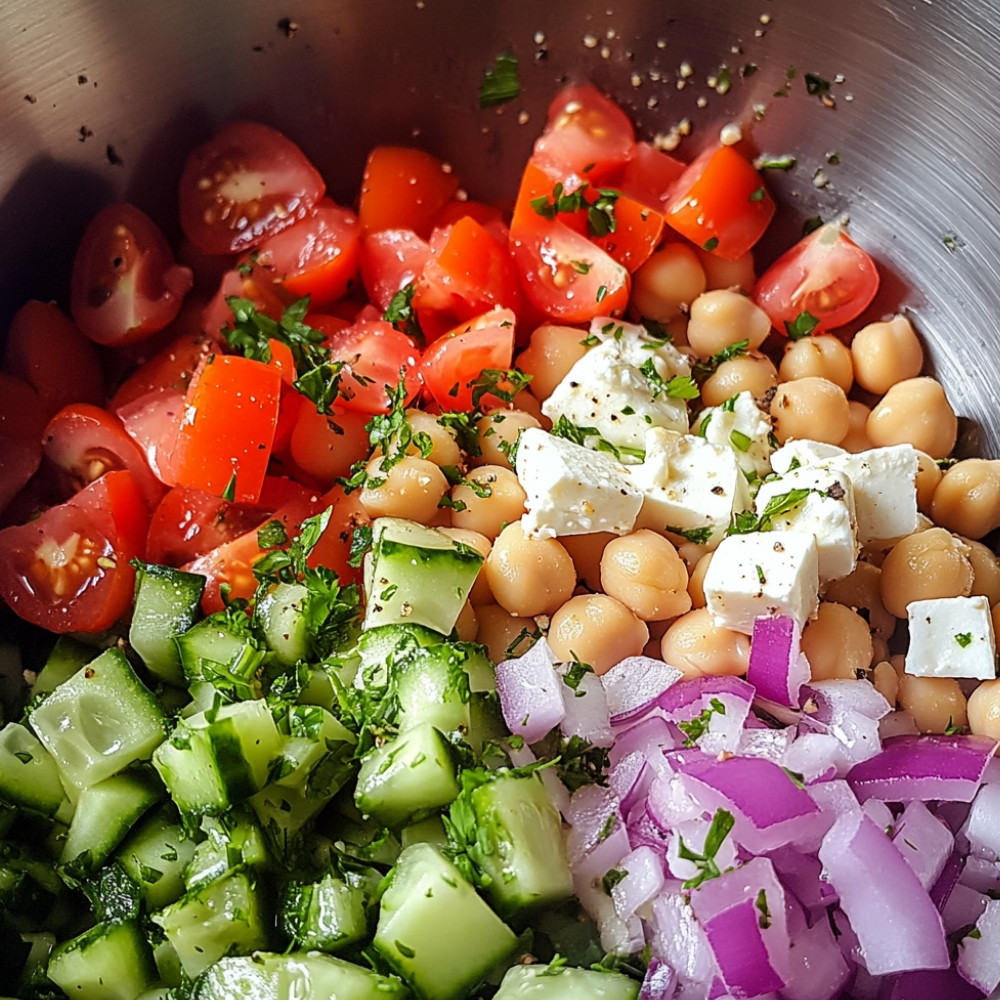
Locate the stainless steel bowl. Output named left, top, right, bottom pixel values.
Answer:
left=2, top=0, right=999, bottom=448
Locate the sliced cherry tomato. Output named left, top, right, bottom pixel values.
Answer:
left=201, top=267, right=295, bottom=340
left=358, top=147, right=460, bottom=239
left=325, top=318, right=422, bottom=414
left=41, top=403, right=165, bottom=510
left=0, top=373, right=46, bottom=516
left=619, top=142, right=687, bottom=212
left=432, top=199, right=506, bottom=231
left=592, top=193, right=665, bottom=273
left=510, top=161, right=588, bottom=237
left=359, top=229, right=433, bottom=312
left=4, top=301, right=105, bottom=415
left=532, top=84, right=635, bottom=185
left=247, top=199, right=361, bottom=309
left=0, top=470, right=148, bottom=633
left=116, top=388, right=185, bottom=486
left=305, top=484, right=372, bottom=587
left=179, top=122, right=326, bottom=256
left=172, top=354, right=282, bottom=502
left=664, top=145, right=776, bottom=261
left=419, top=307, right=516, bottom=412
left=510, top=217, right=630, bottom=324
left=754, top=222, right=881, bottom=335
left=70, top=203, right=193, bottom=346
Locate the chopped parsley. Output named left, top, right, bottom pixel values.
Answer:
left=677, top=808, right=735, bottom=889
left=756, top=154, right=797, bottom=172
left=383, top=282, right=425, bottom=344
left=755, top=889, right=772, bottom=929
left=550, top=415, right=644, bottom=462
left=784, top=310, right=820, bottom=340
left=479, top=53, right=521, bottom=108
left=639, top=359, right=699, bottom=401
left=691, top=339, right=749, bottom=381
left=677, top=698, right=726, bottom=747
left=531, top=181, right=620, bottom=238
left=702, top=236, right=720, bottom=252
left=470, top=368, right=532, bottom=409
left=562, top=655, right=594, bottom=697
left=955, top=632, right=974, bottom=648
left=729, top=487, right=816, bottom=534
left=665, top=525, right=714, bottom=546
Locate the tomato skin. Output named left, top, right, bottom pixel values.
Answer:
left=0, top=373, right=46, bottom=516
left=419, top=307, right=516, bottom=412
left=0, top=470, right=148, bottom=633
left=201, top=268, right=294, bottom=341
left=359, top=229, right=433, bottom=311
left=179, top=122, right=326, bottom=256
left=753, top=223, right=881, bottom=335
left=592, top=193, right=665, bottom=273
left=664, top=145, right=776, bottom=261
left=306, top=485, right=372, bottom=587
left=70, top=204, right=194, bottom=346
left=619, top=142, right=687, bottom=212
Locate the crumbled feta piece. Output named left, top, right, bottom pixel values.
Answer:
left=515, top=427, right=643, bottom=539
left=753, top=465, right=858, bottom=582
left=770, top=440, right=847, bottom=474
left=703, top=531, right=820, bottom=633
left=541, top=338, right=689, bottom=459
left=588, top=316, right=692, bottom=379
left=632, top=429, right=752, bottom=549
left=694, top=391, right=775, bottom=479
left=905, top=596, right=997, bottom=680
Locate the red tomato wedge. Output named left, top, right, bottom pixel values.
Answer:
left=172, top=354, right=282, bottom=502
left=110, top=328, right=218, bottom=411
left=419, top=307, right=516, bottom=412
left=248, top=199, right=361, bottom=309
left=0, top=470, right=148, bottom=633
left=619, top=142, right=687, bottom=213
left=41, top=403, right=166, bottom=510
left=592, top=193, right=665, bottom=273
left=432, top=199, right=506, bottom=231
left=179, top=122, right=326, bottom=256
left=201, top=268, right=294, bottom=340
left=116, top=388, right=185, bottom=486
left=358, top=147, right=460, bottom=238
left=359, top=229, right=433, bottom=312
left=70, top=203, right=193, bottom=346
left=4, top=300, right=105, bottom=414
left=306, top=484, right=372, bottom=587
left=664, top=145, right=776, bottom=261
left=754, top=222, right=881, bottom=335
left=0, top=373, right=46, bottom=516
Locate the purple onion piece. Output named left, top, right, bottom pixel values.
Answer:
left=638, top=957, right=676, bottom=1000
left=610, top=845, right=665, bottom=921
left=747, top=614, right=808, bottom=708
left=558, top=666, right=613, bottom=748
left=956, top=898, right=1000, bottom=995
left=603, top=655, right=683, bottom=725
left=494, top=638, right=565, bottom=744
left=892, top=799, right=954, bottom=892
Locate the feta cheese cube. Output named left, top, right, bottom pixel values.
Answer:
left=588, top=316, right=692, bottom=379
left=770, top=440, right=847, bottom=474
left=753, top=465, right=859, bottom=582
left=905, top=596, right=997, bottom=680
left=515, top=427, right=643, bottom=539
left=703, top=531, right=820, bottom=633
left=694, top=391, right=775, bottom=479
left=631, top=429, right=751, bottom=549
left=541, top=338, right=689, bottom=459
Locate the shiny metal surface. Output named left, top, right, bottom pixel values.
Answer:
left=1, top=0, right=999, bottom=449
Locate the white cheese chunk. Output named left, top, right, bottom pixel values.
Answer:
left=753, top=465, right=859, bottom=583
left=703, top=530, right=820, bottom=633
left=905, top=596, right=998, bottom=680
left=693, top=391, right=775, bottom=479
left=770, top=440, right=848, bottom=474
left=631, top=428, right=751, bottom=549
left=541, top=338, right=689, bottom=460
left=515, top=427, right=643, bottom=539
left=588, top=316, right=692, bottom=379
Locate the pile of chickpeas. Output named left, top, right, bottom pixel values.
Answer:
left=337, top=238, right=1000, bottom=744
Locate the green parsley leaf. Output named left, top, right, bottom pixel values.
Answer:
left=665, top=524, right=714, bottom=546
left=221, top=470, right=237, bottom=502
left=479, top=53, right=521, bottom=108
left=383, top=282, right=425, bottom=345
left=748, top=186, right=766, bottom=203
left=257, top=519, right=288, bottom=551
left=639, top=359, right=700, bottom=401
left=677, top=808, right=735, bottom=889
left=784, top=310, right=820, bottom=340
left=602, top=867, right=628, bottom=894
left=756, top=154, right=797, bottom=171
left=755, top=888, right=772, bottom=929
left=702, top=236, right=720, bottom=252
left=562, top=655, right=594, bottom=697
left=677, top=698, right=726, bottom=747
left=955, top=632, right=974, bottom=648
left=347, top=524, right=373, bottom=569
left=470, top=368, right=532, bottom=409
left=730, top=429, right=752, bottom=452
left=691, top=339, right=750, bottom=381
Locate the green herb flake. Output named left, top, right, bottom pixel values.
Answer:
left=784, top=310, right=820, bottom=340
left=257, top=519, right=288, bottom=551
left=757, top=154, right=797, bottom=172
left=394, top=940, right=417, bottom=959
left=562, top=655, right=594, bottom=697
left=470, top=368, right=532, bottom=409
left=640, top=359, right=699, bottom=401
left=677, top=808, right=735, bottom=889
left=677, top=697, right=727, bottom=748
left=12, top=750, right=33, bottom=765
left=479, top=53, right=521, bottom=108
left=955, top=632, right=974, bottom=648
left=602, top=867, right=628, bottom=895
left=666, top=524, right=713, bottom=546
left=221, top=470, right=237, bottom=502
left=748, top=186, right=766, bottom=203
left=691, top=339, right=749, bottom=382
left=730, top=429, right=752, bottom=452
left=596, top=284, right=609, bottom=303
left=597, top=813, right=618, bottom=843
left=755, top=888, right=772, bottom=929
left=702, top=236, right=720, bottom=252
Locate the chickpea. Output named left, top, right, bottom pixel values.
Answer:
left=965, top=538, right=1000, bottom=606
left=879, top=527, right=973, bottom=618
left=914, top=450, right=943, bottom=515
left=872, top=661, right=899, bottom=707
left=515, top=325, right=588, bottom=404
left=822, top=560, right=896, bottom=639
left=476, top=603, right=537, bottom=662
left=438, top=526, right=493, bottom=606
left=687, top=551, right=713, bottom=609
left=866, top=377, right=957, bottom=458
left=931, top=459, right=1000, bottom=540
left=839, top=401, right=874, bottom=453
left=800, top=602, right=873, bottom=680
left=472, top=409, right=540, bottom=469
left=485, top=521, right=576, bottom=617
left=547, top=593, right=649, bottom=675
left=968, top=678, right=1000, bottom=742
left=599, top=529, right=692, bottom=622
left=897, top=673, right=967, bottom=734
left=288, top=404, right=371, bottom=487
left=509, top=387, right=549, bottom=429
left=700, top=352, right=778, bottom=407
left=631, top=244, right=707, bottom=323
left=850, top=314, right=924, bottom=395
left=449, top=465, right=526, bottom=538
left=871, top=637, right=891, bottom=669
left=397, top=409, right=462, bottom=468
left=454, top=600, right=478, bottom=642
left=686, top=289, right=771, bottom=357
left=695, top=246, right=756, bottom=293
left=779, top=335, right=854, bottom=393
left=559, top=532, right=614, bottom=593
left=359, top=455, right=448, bottom=523
left=992, top=602, right=1000, bottom=640
left=769, top=377, right=850, bottom=445
left=660, top=608, right=750, bottom=679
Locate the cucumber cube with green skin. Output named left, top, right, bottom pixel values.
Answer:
left=400, top=814, right=449, bottom=850
left=191, top=951, right=411, bottom=1000
left=492, top=964, right=640, bottom=1000
left=279, top=873, right=369, bottom=952
left=355, top=723, right=461, bottom=829
left=116, top=806, right=197, bottom=910
left=396, top=645, right=472, bottom=737
left=151, top=867, right=270, bottom=980
left=254, top=581, right=311, bottom=667
left=183, top=808, right=270, bottom=890
left=46, top=919, right=156, bottom=1000
left=374, top=842, right=518, bottom=1000
left=0, top=722, right=66, bottom=815
left=28, top=646, right=167, bottom=790
left=30, top=635, right=94, bottom=697
left=363, top=517, right=484, bottom=637
left=174, top=615, right=267, bottom=702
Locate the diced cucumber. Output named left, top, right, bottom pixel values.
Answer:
left=191, top=951, right=411, bottom=1000
left=374, top=842, right=517, bottom=1000
left=28, top=646, right=167, bottom=790
left=0, top=722, right=66, bottom=815
left=30, top=636, right=94, bottom=698
left=174, top=614, right=266, bottom=703
left=400, top=814, right=448, bottom=850
left=45, top=919, right=155, bottom=1000
left=355, top=723, right=461, bottom=829
left=396, top=645, right=472, bottom=737
left=279, top=872, right=369, bottom=953
left=59, top=768, right=164, bottom=878
left=151, top=867, right=270, bottom=980
left=152, top=699, right=281, bottom=821
left=449, top=771, right=573, bottom=921
left=130, top=562, right=206, bottom=686
left=116, top=805, right=197, bottom=910
left=363, top=517, right=484, bottom=636
left=183, top=808, right=270, bottom=889
left=492, top=964, right=640, bottom=1000
left=0, top=844, right=62, bottom=927
left=255, top=581, right=311, bottom=667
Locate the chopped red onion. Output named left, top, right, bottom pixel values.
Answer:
left=609, top=751, right=652, bottom=816
left=655, top=675, right=755, bottom=754
left=639, top=957, right=677, bottom=1000
left=610, top=845, right=665, bottom=922
left=956, top=897, right=1000, bottom=995
left=575, top=868, right=645, bottom=957
left=960, top=779, right=1000, bottom=860
left=847, top=734, right=999, bottom=804
left=735, top=725, right=795, bottom=764
left=941, top=883, right=988, bottom=935
left=494, top=638, right=565, bottom=744
left=603, top=655, right=683, bottom=725
left=767, top=847, right=828, bottom=918
left=805, top=679, right=892, bottom=721
left=860, top=796, right=894, bottom=834
left=664, top=815, right=739, bottom=884
left=747, top=615, right=809, bottom=708
left=959, top=854, right=1000, bottom=894
left=818, top=810, right=949, bottom=975
left=882, top=968, right=989, bottom=1000
left=646, top=771, right=702, bottom=831
left=649, top=888, right=718, bottom=994
left=879, top=710, right=920, bottom=740
left=609, top=714, right=677, bottom=769
left=558, top=665, right=613, bottom=748
left=892, top=800, right=954, bottom=892
left=930, top=849, right=964, bottom=913
left=506, top=739, right=571, bottom=818
left=776, top=897, right=850, bottom=1000
left=780, top=732, right=845, bottom=783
